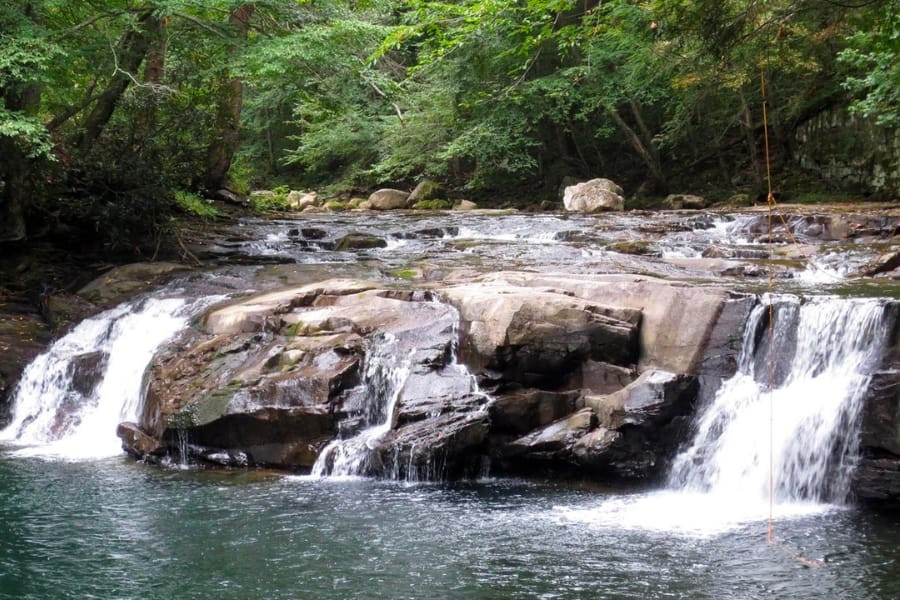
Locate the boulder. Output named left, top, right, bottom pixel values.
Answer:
left=454, top=200, right=478, bottom=211
left=505, top=408, right=596, bottom=460
left=408, top=180, right=442, bottom=204
left=78, top=262, right=191, bottom=306
left=118, top=422, right=165, bottom=457
left=214, top=188, right=248, bottom=205
left=441, top=282, right=641, bottom=387
left=368, top=188, right=411, bottom=210
left=335, top=232, right=387, bottom=251
left=562, top=179, right=625, bottom=213
left=859, top=250, right=900, bottom=277
left=665, top=194, right=706, bottom=209
left=286, top=190, right=318, bottom=210
left=474, top=272, right=729, bottom=374
left=495, top=372, right=698, bottom=476
left=490, top=389, right=582, bottom=435
left=67, top=350, right=108, bottom=396
left=133, top=281, right=492, bottom=472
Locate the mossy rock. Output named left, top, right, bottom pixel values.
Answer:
left=167, top=382, right=241, bottom=428
left=606, top=240, right=658, bottom=256
left=413, top=199, right=453, bottom=210
left=335, top=232, right=388, bottom=251
left=394, top=268, right=422, bottom=280
left=323, top=200, right=349, bottom=211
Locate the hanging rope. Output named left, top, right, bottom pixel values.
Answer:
left=761, top=65, right=777, bottom=546
left=760, top=65, right=823, bottom=569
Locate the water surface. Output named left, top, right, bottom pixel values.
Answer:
left=1, top=457, right=897, bottom=599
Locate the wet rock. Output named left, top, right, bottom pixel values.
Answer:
left=118, top=422, right=165, bottom=457
left=562, top=179, right=625, bottom=213
left=607, top=240, right=658, bottom=256
left=858, top=250, right=900, bottom=277
left=300, top=227, right=328, bottom=240
left=860, top=370, right=900, bottom=456
left=490, top=389, right=582, bottom=435
left=576, top=370, right=698, bottom=477
left=376, top=395, right=490, bottom=479
left=335, top=232, right=388, bottom=251
left=368, top=188, right=411, bottom=210
left=853, top=457, right=900, bottom=505
left=505, top=408, right=596, bottom=459
left=67, top=350, right=108, bottom=396
left=137, top=281, right=473, bottom=470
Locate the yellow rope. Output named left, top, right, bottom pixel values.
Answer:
left=761, top=66, right=823, bottom=569
left=761, top=65, right=776, bottom=546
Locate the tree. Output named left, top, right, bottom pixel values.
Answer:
left=0, top=1, right=56, bottom=242
left=839, top=2, right=899, bottom=126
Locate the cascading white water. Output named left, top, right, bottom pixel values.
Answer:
left=669, top=295, right=888, bottom=504
left=559, top=294, right=891, bottom=536
left=0, top=296, right=216, bottom=460
left=311, top=333, right=413, bottom=477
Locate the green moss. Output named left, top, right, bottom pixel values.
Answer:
left=170, top=383, right=242, bottom=428
left=284, top=322, right=301, bottom=337
left=175, top=190, right=219, bottom=219
left=250, top=190, right=292, bottom=212
left=323, top=200, right=349, bottom=211
left=787, top=191, right=858, bottom=204
left=395, top=268, right=418, bottom=280
left=413, top=199, right=453, bottom=210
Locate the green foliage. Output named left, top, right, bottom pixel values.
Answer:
left=175, top=190, right=219, bottom=220
left=0, top=0, right=893, bottom=245
left=249, top=187, right=292, bottom=212
left=0, top=106, right=53, bottom=158
left=838, top=4, right=900, bottom=126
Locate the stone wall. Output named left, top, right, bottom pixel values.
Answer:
left=794, top=109, right=900, bottom=197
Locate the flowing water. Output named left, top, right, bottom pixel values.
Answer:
left=0, top=295, right=222, bottom=459
left=2, top=210, right=900, bottom=598
left=312, top=333, right=414, bottom=477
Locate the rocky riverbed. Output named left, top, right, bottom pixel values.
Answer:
left=3, top=203, right=900, bottom=505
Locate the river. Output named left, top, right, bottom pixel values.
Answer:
left=2, top=457, right=899, bottom=599
left=2, top=208, right=899, bottom=598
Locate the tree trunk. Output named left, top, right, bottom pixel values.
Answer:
left=0, top=3, right=42, bottom=243
left=605, top=104, right=666, bottom=189
left=133, top=14, right=167, bottom=145
left=0, top=139, right=29, bottom=243
left=204, top=4, right=255, bottom=191
left=739, top=92, right=763, bottom=188
left=72, top=11, right=154, bottom=155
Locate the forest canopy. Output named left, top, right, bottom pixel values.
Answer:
left=1, top=0, right=897, bottom=246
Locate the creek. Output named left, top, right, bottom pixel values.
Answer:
left=1, top=208, right=899, bottom=598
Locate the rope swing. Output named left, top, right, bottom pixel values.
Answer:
left=759, top=65, right=823, bottom=569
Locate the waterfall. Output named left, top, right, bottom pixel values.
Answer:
left=0, top=295, right=216, bottom=460
left=669, top=294, right=890, bottom=504
left=311, top=333, right=413, bottom=477
left=559, top=294, right=892, bottom=536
